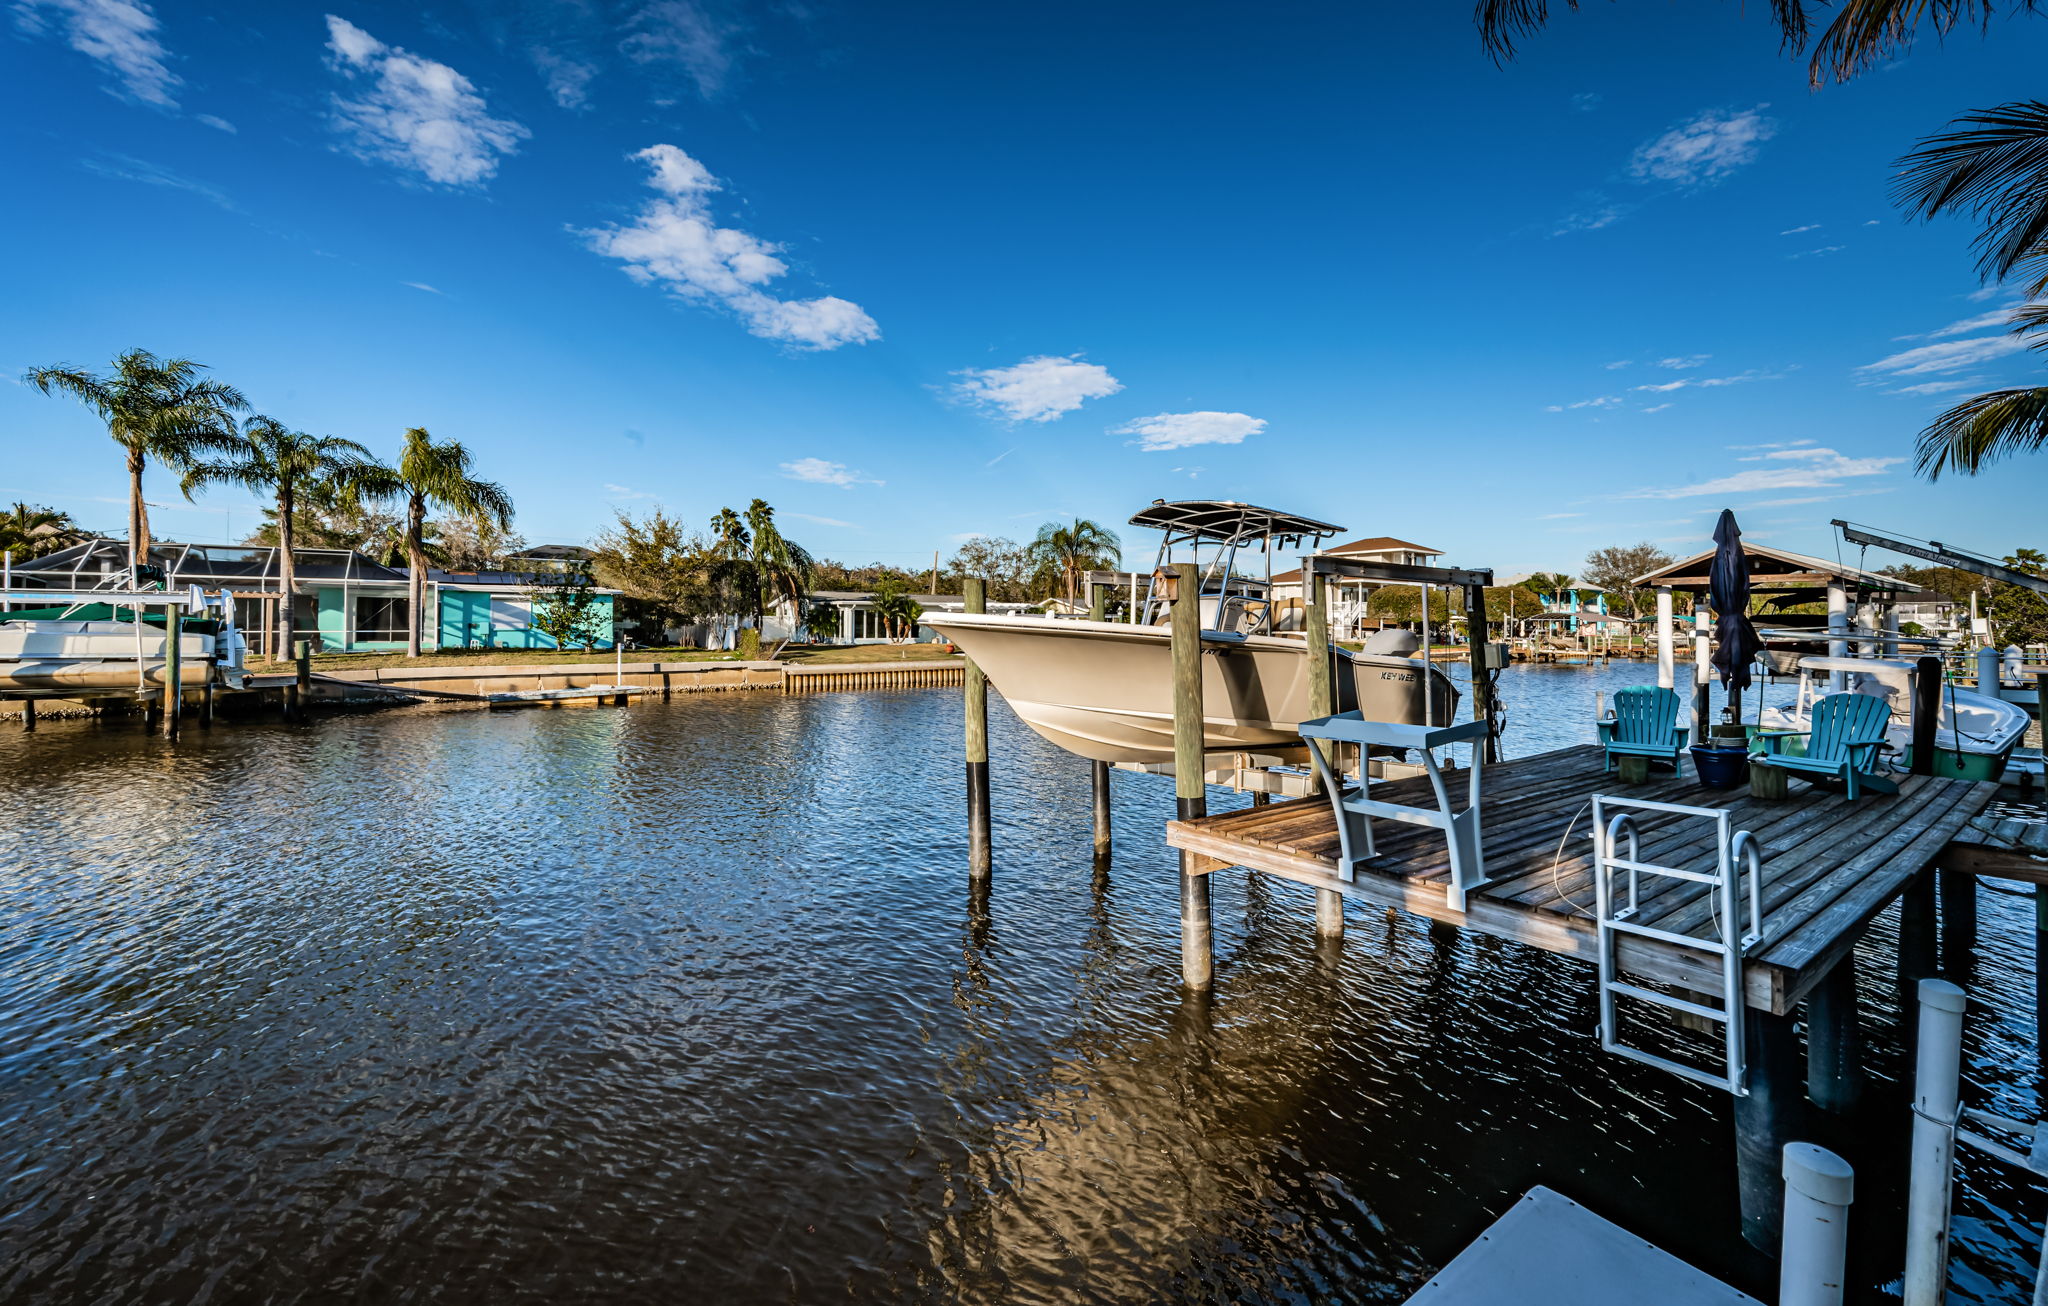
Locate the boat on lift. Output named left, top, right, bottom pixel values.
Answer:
left=1757, top=655, right=2027, bottom=782
left=0, top=590, right=248, bottom=701
left=925, top=500, right=1460, bottom=765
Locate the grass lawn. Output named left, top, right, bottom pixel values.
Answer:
left=248, top=642, right=964, bottom=673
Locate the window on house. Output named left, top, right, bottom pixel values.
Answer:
left=354, top=596, right=410, bottom=643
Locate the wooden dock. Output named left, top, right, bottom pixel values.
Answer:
left=1166, top=744, right=2002, bottom=1015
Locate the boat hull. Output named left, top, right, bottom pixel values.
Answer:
left=927, top=614, right=1459, bottom=764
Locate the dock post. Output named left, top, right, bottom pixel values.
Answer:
left=963, top=578, right=991, bottom=884
left=1463, top=582, right=1498, bottom=764
left=1911, top=657, right=1942, bottom=775
left=288, top=639, right=311, bottom=720
left=1172, top=561, right=1213, bottom=990
left=1304, top=569, right=1343, bottom=941
left=1655, top=586, right=1675, bottom=690
left=162, top=605, right=182, bottom=740
left=20, top=698, right=33, bottom=731
left=1779, top=1143, right=1854, bottom=1306
left=1091, top=759, right=1111, bottom=863
left=1898, top=871, right=1937, bottom=1034
left=201, top=677, right=214, bottom=728
left=1692, top=603, right=1713, bottom=741
left=1903, top=979, right=1966, bottom=1306
left=1805, top=960, right=1864, bottom=1114
left=1735, top=1007, right=1804, bottom=1250
left=1088, top=582, right=1106, bottom=623
left=1940, top=869, right=1977, bottom=982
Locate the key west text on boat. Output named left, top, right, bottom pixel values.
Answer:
left=925, top=500, right=1460, bottom=765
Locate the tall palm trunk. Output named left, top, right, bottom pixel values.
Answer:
left=406, top=494, right=426, bottom=658
left=276, top=481, right=297, bottom=661
left=127, top=450, right=148, bottom=573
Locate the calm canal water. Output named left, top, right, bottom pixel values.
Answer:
left=0, top=662, right=2041, bottom=1303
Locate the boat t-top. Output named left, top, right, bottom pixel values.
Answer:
left=925, top=499, right=1459, bottom=765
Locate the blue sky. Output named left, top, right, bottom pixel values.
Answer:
left=3, top=1, right=2045, bottom=576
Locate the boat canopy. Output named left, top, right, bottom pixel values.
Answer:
left=1127, top=500, right=1342, bottom=549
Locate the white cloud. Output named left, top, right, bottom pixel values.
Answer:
left=1885, top=378, right=1984, bottom=396
left=1571, top=92, right=1602, bottom=112
left=604, top=483, right=656, bottom=499
left=1543, top=394, right=1624, bottom=412
left=532, top=47, right=595, bottom=110
left=621, top=0, right=732, bottom=98
left=780, top=457, right=882, bottom=488
left=1788, top=245, right=1846, bottom=259
left=1628, top=105, right=1776, bottom=186
left=1780, top=223, right=1819, bottom=235
left=195, top=113, right=235, bottom=133
left=951, top=355, right=1121, bottom=422
left=1552, top=198, right=1634, bottom=236
left=80, top=152, right=234, bottom=209
left=402, top=281, right=442, bottom=294
left=1114, top=411, right=1266, bottom=452
left=1966, top=285, right=2006, bottom=302
left=1538, top=512, right=1584, bottom=520
left=324, top=15, right=528, bottom=187
left=1728, top=439, right=1815, bottom=451
left=580, top=144, right=880, bottom=350
left=1893, top=308, right=2016, bottom=341
left=1631, top=368, right=1788, bottom=394
left=1641, top=402, right=1674, bottom=413
left=788, top=512, right=854, bottom=528
left=1604, top=360, right=1633, bottom=369
left=1858, top=334, right=2028, bottom=377
left=1657, top=354, right=1710, bottom=369
left=1618, top=446, right=1903, bottom=499
left=16, top=0, right=179, bottom=106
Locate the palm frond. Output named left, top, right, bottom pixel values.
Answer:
left=1914, top=384, right=2048, bottom=477
left=1810, top=1, right=2031, bottom=85
left=1895, top=101, right=2048, bottom=285
left=2010, top=300, right=2048, bottom=341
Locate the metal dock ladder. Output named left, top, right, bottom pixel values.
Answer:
left=1592, top=794, right=1764, bottom=1095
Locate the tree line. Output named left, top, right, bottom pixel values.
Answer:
left=24, top=348, right=512, bottom=658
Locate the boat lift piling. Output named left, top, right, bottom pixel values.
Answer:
left=963, top=577, right=992, bottom=884
left=1304, top=572, right=1343, bottom=941
left=1170, top=562, right=1215, bottom=990
left=162, top=604, right=181, bottom=740
left=1087, top=581, right=1113, bottom=862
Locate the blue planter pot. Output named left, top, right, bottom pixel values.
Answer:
left=1689, top=744, right=1749, bottom=790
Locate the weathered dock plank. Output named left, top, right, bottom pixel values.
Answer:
left=1166, top=744, right=2002, bottom=1014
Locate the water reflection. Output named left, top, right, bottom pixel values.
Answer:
left=0, top=664, right=2034, bottom=1302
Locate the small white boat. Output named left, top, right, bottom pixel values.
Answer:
left=0, top=618, right=247, bottom=699
left=927, top=500, right=1460, bottom=765
left=1758, top=655, right=2028, bottom=782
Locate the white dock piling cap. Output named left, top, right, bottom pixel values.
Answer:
left=1781, top=1143, right=1854, bottom=1207
left=1917, top=978, right=1967, bottom=1013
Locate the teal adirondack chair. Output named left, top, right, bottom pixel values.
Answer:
left=1751, top=692, right=1898, bottom=800
left=1597, top=685, right=1689, bottom=773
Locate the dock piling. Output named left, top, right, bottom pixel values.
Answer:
left=963, top=578, right=991, bottom=883
left=1091, top=759, right=1111, bottom=863
left=201, top=678, right=214, bottom=727
left=1903, top=979, right=1967, bottom=1306
left=291, top=640, right=311, bottom=720
left=1911, top=656, right=1942, bottom=775
left=19, top=698, right=33, bottom=731
left=1171, top=561, right=1213, bottom=990
left=1898, top=871, right=1937, bottom=1032
left=1779, top=1143, right=1855, bottom=1306
left=162, top=606, right=181, bottom=740
left=1735, top=1007, right=1805, bottom=1250
left=1940, top=869, right=1977, bottom=982
left=1304, top=570, right=1343, bottom=941
left=1805, top=960, right=1864, bottom=1114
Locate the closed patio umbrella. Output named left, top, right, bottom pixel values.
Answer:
left=1707, top=509, right=1765, bottom=724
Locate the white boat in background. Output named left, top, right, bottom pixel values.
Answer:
left=926, top=500, right=1460, bottom=765
left=0, top=614, right=247, bottom=700
left=1758, top=655, right=2027, bottom=782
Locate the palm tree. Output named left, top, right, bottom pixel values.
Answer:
left=0, top=503, right=89, bottom=560
left=1024, top=518, right=1121, bottom=606
left=23, top=350, right=247, bottom=569
left=351, top=428, right=514, bottom=657
left=1477, top=1, right=2015, bottom=85
left=743, top=498, right=814, bottom=635
left=1893, top=103, right=2048, bottom=478
left=180, top=417, right=382, bottom=659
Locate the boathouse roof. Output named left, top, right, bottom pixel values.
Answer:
left=1633, top=542, right=1923, bottom=592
